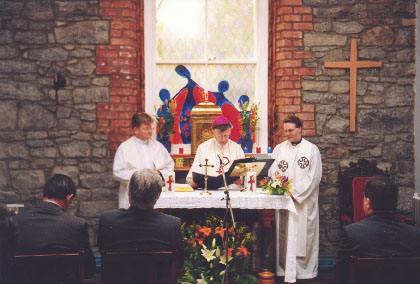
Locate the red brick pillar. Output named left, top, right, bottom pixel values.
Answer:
left=96, top=0, right=143, bottom=154
left=269, top=0, right=315, bottom=145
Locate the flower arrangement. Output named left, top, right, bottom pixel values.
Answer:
left=260, top=174, right=293, bottom=196
left=156, top=102, right=174, bottom=142
left=180, top=215, right=257, bottom=284
left=239, top=101, right=259, bottom=142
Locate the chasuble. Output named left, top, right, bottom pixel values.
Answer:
left=187, top=138, right=245, bottom=188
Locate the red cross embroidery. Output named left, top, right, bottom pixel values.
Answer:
left=167, top=175, right=174, bottom=191
left=247, top=175, right=255, bottom=192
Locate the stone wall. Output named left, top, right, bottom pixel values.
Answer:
left=298, top=0, right=416, bottom=253
left=0, top=0, right=416, bottom=255
left=0, top=0, right=118, bottom=249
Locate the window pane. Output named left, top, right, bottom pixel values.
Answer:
left=207, top=0, right=255, bottom=60
left=206, top=64, right=256, bottom=104
left=157, top=0, right=206, bottom=60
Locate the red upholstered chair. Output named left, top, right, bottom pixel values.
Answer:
left=14, top=252, right=85, bottom=284
left=352, top=176, right=370, bottom=222
left=101, top=251, right=178, bottom=284
left=349, top=256, right=420, bottom=284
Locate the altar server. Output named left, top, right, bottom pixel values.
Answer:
left=187, top=116, right=244, bottom=188
left=113, top=112, right=174, bottom=208
left=268, top=115, right=322, bottom=281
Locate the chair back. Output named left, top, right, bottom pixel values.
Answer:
left=101, top=251, right=178, bottom=284
left=349, top=256, right=420, bottom=284
left=352, top=176, right=370, bottom=222
left=14, top=252, right=85, bottom=284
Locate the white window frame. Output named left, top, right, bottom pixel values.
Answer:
left=144, top=0, right=268, bottom=151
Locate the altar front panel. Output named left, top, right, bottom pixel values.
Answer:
left=155, top=189, right=299, bottom=283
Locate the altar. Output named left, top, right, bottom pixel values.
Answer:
left=155, top=189, right=299, bottom=283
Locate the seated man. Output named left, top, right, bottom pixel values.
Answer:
left=335, top=175, right=420, bottom=283
left=98, top=169, right=184, bottom=283
left=187, top=115, right=244, bottom=189
left=13, top=174, right=96, bottom=282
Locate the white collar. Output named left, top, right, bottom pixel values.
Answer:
left=214, top=139, right=229, bottom=150
left=133, top=136, right=149, bottom=145
left=44, top=200, right=61, bottom=207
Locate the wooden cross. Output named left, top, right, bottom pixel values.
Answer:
left=247, top=175, right=255, bottom=192
left=166, top=175, right=174, bottom=192
left=324, top=39, right=382, bottom=132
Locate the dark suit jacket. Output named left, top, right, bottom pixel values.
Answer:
left=14, top=202, right=96, bottom=281
left=335, top=212, right=420, bottom=283
left=98, top=207, right=184, bottom=283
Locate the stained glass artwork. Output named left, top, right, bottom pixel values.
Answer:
left=206, top=64, right=256, bottom=104
left=155, top=0, right=258, bottom=145
left=156, top=64, right=207, bottom=99
left=155, top=65, right=244, bottom=144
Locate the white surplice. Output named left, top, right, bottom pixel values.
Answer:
left=268, top=138, right=322, bottom=280
left=113, top=136, right=174, bottom=208
left=187, top=138, right=245, bottom=186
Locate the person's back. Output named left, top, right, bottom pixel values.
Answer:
left=98, top=169, right=184, bottom=284
left=342, top=212, right=420, bottom=259
left=98, top=207, right=182, bottom=253
left=13, top=174, right=96, bottom=283
left=15, top=202, right=89, bottom=255
left=335, top=176, right=420, bottom=283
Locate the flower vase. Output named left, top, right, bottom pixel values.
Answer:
left=159, top=140, right=171, bottom=153
left=241, top=139, right=253, bottom=153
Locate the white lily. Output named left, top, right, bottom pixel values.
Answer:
left=201, top=244, right=216, bottom=262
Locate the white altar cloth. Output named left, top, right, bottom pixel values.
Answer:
left=155, top=188, right=299, bottom=283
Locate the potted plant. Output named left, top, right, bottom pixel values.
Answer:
left=156, top=101, right=174, bottom=153
left=239, top=98, right=259, bottom=153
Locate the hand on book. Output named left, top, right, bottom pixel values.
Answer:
left=233, top=177, right=243, bottom=185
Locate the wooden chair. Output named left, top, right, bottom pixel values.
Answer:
left=101, top=251, right=178, bottom=284
left=349, top=256, right=420, bottom=284
left=352, top=176, right=370, bottom=222
left=14, top=252, right=85, bottom=284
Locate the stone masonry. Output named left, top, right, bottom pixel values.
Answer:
left=299, top=0, right=416, bottom=253
left=0, top=1, right=118, bottom=249
left=0, top=0, right=416, bottom=255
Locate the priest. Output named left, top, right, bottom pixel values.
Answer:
left=187, top=116, right=244, bottom=188
left=268, top=115, right=322, bottom=282
left=113, top=112, right=174, bottom=208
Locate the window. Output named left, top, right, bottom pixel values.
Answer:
left=145, top=0, right=268, bottom=150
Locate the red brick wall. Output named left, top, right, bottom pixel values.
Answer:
left=269, top=0, right=315, bottom=146
left=96, top=0, right=144, bottom=154
left=97, top=0, right=315, bottom=152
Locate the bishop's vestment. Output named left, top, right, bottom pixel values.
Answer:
left=187, top=138, right=244, bottom=187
